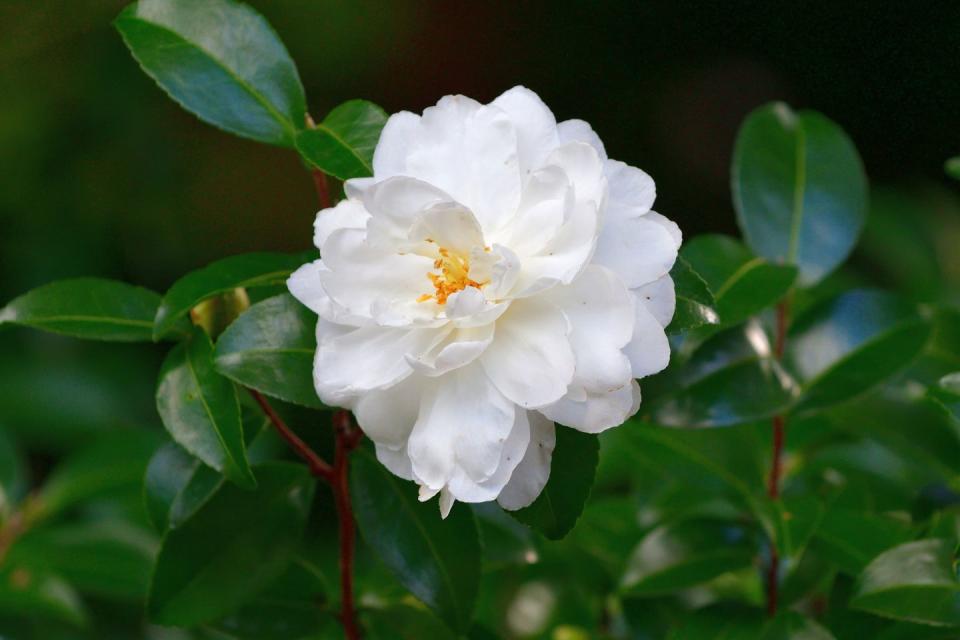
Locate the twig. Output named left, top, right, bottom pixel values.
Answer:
left=247, top=389, right=334, bottom=482
left=766, top=298, right=791, bottom=616
left=332, top=410, right=362, bottom=640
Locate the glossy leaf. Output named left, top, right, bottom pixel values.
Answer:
left=511, top=426, right=599, bottom=540
left=115, top=0, right=306, bottom=146
left=645, top=322, right=799, bottom=427
left=682, top=234, right=797, bottom=326
left=144, top=442, right=223, bottom=531
left=153, top=251, right=310, bottom=340
left=784, top=289, right=931, bottom=412
left=621, top=518, right=756, bottom=596
left=668, top=256, right=720, bottom=333
left=148, top=462, right=314, bottom=626
left=156, top=328, right=255, bottom=488
left=296, top=100, right=388, bottom=180
left=851, top=539, right=960, bottom=626
left=351, top=449, right=480, bottom=632
left=214, top=293, right=322, bottom=408
left=0, top=278, right=161, bottom=342
left=733, top=102, right=868, bottom=285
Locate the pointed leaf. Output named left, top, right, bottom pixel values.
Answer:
left=668, top=256, right=720, bottom=333
left=296, top=100, right=388, bottom=180
left=153, top=251, right=311, bottom=340
left=0, top=278, right=161, bottom=342
left=157, top=328, right=255, bottom=488
left=148, top=462, right=314, bottom=626
left=351, top=449, right=480, bottom=632
left=115, top=0, right=305, bottom=146
left=213, top=293, right=322, bottom=408
left=510, top=426, right=599, bottom=540
left=144, top=442, right=223, bottom=531
left=733, top=102, right=868, bottom=285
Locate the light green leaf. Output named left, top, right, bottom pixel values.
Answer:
left=296, top=100, right=388, bottom=180
left=852, top=538, right=960, bottom=626
left=153, top=251, right=311, bottom=340
left=213, top=293, right=322, bottom=408
left=733, top=102, right=867, bottom=285
left=682, top=234, right=797, bottom=326
left=784, top=289, right=931, bottom=412
left=156, top=327, right=255, bottom=488
left=0, top=278, right=161, bottom=342
left=511, top=426, right=598, bottom=540
left=148, top=462, right=314, bottom=626
left=351, top=449, right=480, bottom=632
left=115, top=0, right=306, bottom=146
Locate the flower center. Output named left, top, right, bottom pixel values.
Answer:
left=417, top=246, right=485, bottom=305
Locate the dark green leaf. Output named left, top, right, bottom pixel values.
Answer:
left=214, top=293, right=322, bottom=408
left=946, top=157, right=960, bottom=180
left=0, top=566, right=86, bottom=627
left=852, top=538, right=960, bottom=626
left=351, top=449, right=480, bottom=632
left=682, top=234, right=797, bottom=326
left=511, top=427, right=599, bottom=540
left=784, top=289, right=931, bottom=412
left=213, top=599, right=338, bottom=639
left=732, top=102, right=868, bottom=285
left=810, top=507, right=913, bottom=575
left=0, top=428, right=27, bottom=517
left=153, top=252, right=310, bottom=340
left=144, top=442, right=223, bottom=531
left=148, top=462, right=314, bottom=626
left=758, top=495, right=826, bottom=567
left=665, top=604, right=764, bottom=639
left=762, top=611, right=836, bottom=639
left=296, top=100, right=388, bottom=180
left=668, top=256, right=720, bottom=334
left=929, top=372, right=960, bottom=425
left=362, top=604, right=459, bottom=640
left=115, top=0, right=305, bottom=146
left=0, top=278, right=161, bottom=342
left=621, top=518, right=757, bottom=596
left=645, top=322, right=799, bottom=427
left=157, top=328, right=254, bottom=488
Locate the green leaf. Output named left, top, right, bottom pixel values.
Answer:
left=40, top=431, right=163, bottom=516
left=929, top=372, right=960, bottom=425
left=157, top=328, right=255, bottom=488
left=668, top=256, right=720, bottom=333
left=851, top=538, right=960, bottom=626
left=212, top=599, right=338, bottom=640
left=645, top=322, right=799, bottom=427
left=351, top=448, right=480, bottom=632
left=362, top=604, right=460, bottom=640
left=0, top=566, right=86, bottom=628
left=115, top=0, right=305, bottom=147
left=732, top=102, right=868, bottom=285
left=296, top=100, right=388, bottom=180
left=0, top=278, right=161, bottom=342
left=810, top=507, right=913, bottom=575
left=0, top=428, right=27, bottom=518
left=621, top=518, right=757, bottom=596
left=9, top=520, right=157, bottom=602
left=511, top=427, right=598, bottom=540
left=762, top=611, right=837, bottom=639
left=664, top=604, right=764, bottom=639
left=214, top=293, right=322, bottom=408
left=148, top=462, right=314, bottom=626
left=153, top=251, right=310, bottom=340
left=784, top=289, right=931, bottom=412
left=946, top=157, right=960, bottom=181
left=682, top=234, right=797, bottom=326
left=144, top=442, right=223, bottom=531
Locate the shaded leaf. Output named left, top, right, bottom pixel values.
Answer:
left=946, top=156, right=960, bottom=180
left=762, top=611, right=836, bottom=639
left=296, top=100, right=388, bottom=180
left=0, top=428, right=27, bottom=518
left=0, top=566, right=86, bottom=628
left=733, top=102, right=867, bottom=285
left=0, top=278, right=161, bottom=342
left=929, top=372, right=960, bottom=426
left=153, top=252, right=310, bottom=340
left=214, top=293, right=322, bottom=408
left=810, top=507, right=913, bottom=575
left=144, top=442, right=223, bottom=531
left=148, top=462, right=314, bottom=626
left=115, top=0, right=305, bottom=146
left=511, top=427, right=599, bottom=540
left=351, top=449, right=480, bottom=632
left=668, top=256, right=720, bottom=334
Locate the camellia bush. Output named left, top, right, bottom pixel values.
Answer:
left=1, top=1, right=960, bottom=639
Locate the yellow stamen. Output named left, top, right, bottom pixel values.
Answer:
left=418, top=246, right=485, bottom=305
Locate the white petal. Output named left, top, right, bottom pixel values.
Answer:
left=480, top=298, right=575, bottom=409
left=361, top=176, right=456, bottom=249
left=558, top=119, right=606, bottom=160
left=408, top=202, right=485, bottom=255
left=353, top=375, right=422, bottom=448
left=634, top=275, right=676, bottom=327
left=593, top=214, right=679, bottom=288
left=624, top=302, right=671, bottom=379
left=372, top=110, right=421, bottom=177
left=287, top=259, right=329, bottom=316
left=313, top=198, right=369, bottom=250
left=604, top=159, right=656, bottom=222
left=439, top=488, right=456, bottom=519
left=646, top=210, right=682, bottom=247
left=504, top=165, right=571, bottom=256
left=491, top=86, right=560, bottom=174
left=540, top=380, right=640, bottom=434
left=498, top=413, right=556, bottom=510
left=446, top=407, right=531, bottom=503
left=406, top=323, right=494, bottom=377
left=408, top=364, right=515, bottom=489
left=375, top=443, right=414, bottom=480
left=547, top=142, right=606, bottom=207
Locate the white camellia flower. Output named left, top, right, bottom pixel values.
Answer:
left=289, top=87, right=680, bottom=517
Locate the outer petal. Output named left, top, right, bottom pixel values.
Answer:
left=624, top=302, right=671, bottom=379
left=604, top=159, right=656, bottom=222
left=480, top=298, right=575, bottom=409
left=372, top=110, right=421, bottom=177
left=353, top=374, right=422, bottom=448
left=407, top=363, right=516, bottom=490
left=634, top=275, right=676, bottom=327
left=498, top=412, right=556, bottom=511
left=375, top=443, right=414, bottom=481
left=540, top=380, right=641, bottom=434
left=491, top=86, right=560, bottom=174
left=446, top=407, right=531, bottom=504
left=287, top=259, right=330, bottom=317
left=557, top=118, right=606, bottom=160
left=313, top=198, right=369, bottom=250
left=593, top=214, right=679, bottom=288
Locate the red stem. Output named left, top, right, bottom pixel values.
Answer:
left=248, top=389, right=334, bottom=482
left=312, top=170, right=332, bottom=210
left=332, top=411, right=362, bottom=640
left=766, top=299, right=791, bottom=616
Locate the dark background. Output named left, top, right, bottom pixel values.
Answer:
left=2, top=0, right=959, bottom=452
